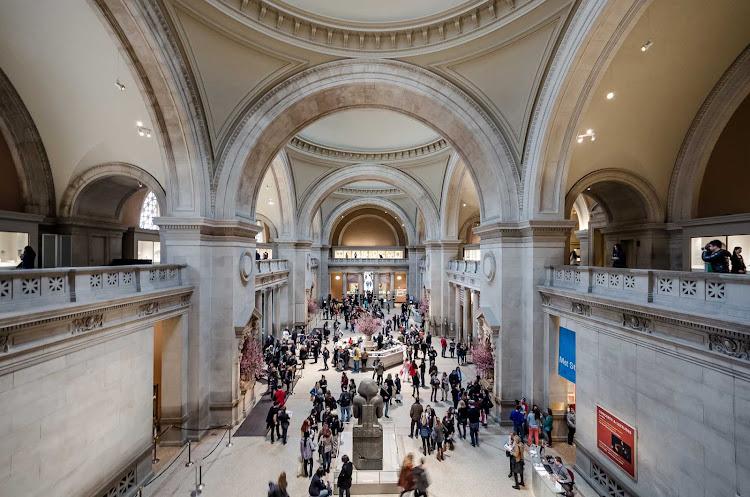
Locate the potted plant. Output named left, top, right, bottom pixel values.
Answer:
left=356, top=313, right=381, bottom=348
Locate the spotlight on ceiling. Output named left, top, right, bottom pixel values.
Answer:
left=577, top=129, right=596, bottom=143
left=335, top=275, right=340, bottom=280
left=136, top=122, right=152, bottom=138
left=396, top=275, right=402, bottom=280
left=462, top=203, right=467, bottom=207
left=640, top=39, right=653, bottom=52
left=114, top=80, right=126, bottom=91
left=606, top=92, right=615, bottom=100
left=268, top=199, right=274, bottom=205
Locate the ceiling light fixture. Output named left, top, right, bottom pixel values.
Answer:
left=268, top=199, right=274, bottom=205
left=606, top=92, right=615, bottom=100
left=462, top=203, right=467, bottom=207
left=577, top=129, right=595, bottom=143
left=136, top=122, right=152, bottom=138
left=114, top=79, right=126, bottom=91
left=335, top=275, right=340, bottom=280
left=397, top=275, right=402, bottom=280
left=640, top=39, right=653, bottom=52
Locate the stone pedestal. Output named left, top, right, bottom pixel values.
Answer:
left=351, top=379, right=384, bottom=470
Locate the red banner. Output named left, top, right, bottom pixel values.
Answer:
left=596, top=406, right=637, bottom=480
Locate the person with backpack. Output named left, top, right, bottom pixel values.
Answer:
left=338, top=389, right=352, bottom=422
left=413, top=458, right=430, bottom=496
left=277, top=405, right=290, bottom=445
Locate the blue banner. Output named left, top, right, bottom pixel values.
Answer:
left=558, top=327, right=576, bottom=383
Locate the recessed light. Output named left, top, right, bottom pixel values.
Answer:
left=462, top=203, right=467, bottom=207
left=397, top=275, right=402, bottom=280
left=606, top=92, right=615, bottom=100
left=586, top=129, right=593, bottom=135
left=138, top=131, right=145, bottom=137
left=335, top=275, right=340, bottom=280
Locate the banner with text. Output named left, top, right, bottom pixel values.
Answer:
left=597, top=406, right=637, bottom=480
left=557, top=326, right=576, bottom=383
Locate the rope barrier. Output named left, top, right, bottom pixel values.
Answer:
left=140, top=443, right=189, bottom=489
left=201, top=429, right=228, bottom=461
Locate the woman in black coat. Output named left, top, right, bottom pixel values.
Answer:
left=16, top=246, right=35, bottom=269
left=731, top=247, right=746, bottom=274
left=611, top=244, right=626, bottom=268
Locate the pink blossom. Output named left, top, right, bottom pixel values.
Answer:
left=470, top=339, right=495, bottom=379
left=356, top=313, right=381, bottom=338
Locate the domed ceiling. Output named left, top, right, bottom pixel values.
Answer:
left=284, top=0, right=474, bottom=23
left=297, top=109, right=441, bottom=152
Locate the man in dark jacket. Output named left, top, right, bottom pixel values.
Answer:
left=509, top=404, right=526, bottom=444
left=266, top=401, right=280, bottom=444
left=337, top=455, right=353, bottom=497
left=702, top=239, right=732, bottom=273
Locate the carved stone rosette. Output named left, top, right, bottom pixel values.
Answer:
left=622, top=313, right=652, bottom=333
left=708, top=335, right=749, bottom=360
left=71, top=314, right=103, bottom=335
left=138, top=302, right=160, bottom=317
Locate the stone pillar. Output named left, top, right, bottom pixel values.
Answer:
left=279, top=283, right=290, bottom=331
left=463, top=287, right=472, bottom=345
left=320, top=246, right=331, bottom=301
left=158, top=314, right=189, bottom=446
left=373, top=272, right=380, bottom=299
left=454, top=283, right=462, bottom=342
left=668, top=226, right=684, bottom=270
left=574, top=229, right=589, bottom=266
left=425, top=240, right=461, bottom=336
left=358, top=272, right=364, bottom=298
left=470, top=290, right=477, bottom=343
left=390, top=271, right=396, bottom=299
left=475, top=220, right=574, bottom=423
left=263, top=289, right=270, bottom=339
left=273, top=285, right=281, bottom=338
left=156, top=217, right=261, bottom=430
left=277, top=241, right=311, bottom=327
left=407, top=246, right=417, bottom=299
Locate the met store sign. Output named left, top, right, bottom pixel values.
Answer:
left=558, top=327, right=576, bottom=383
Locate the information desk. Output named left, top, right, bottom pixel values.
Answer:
left=367, top=344, right=405, bottom=370
left=529, top=447, right=568, bottom=496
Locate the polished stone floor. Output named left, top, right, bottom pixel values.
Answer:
left=147, top=317, right=597, bottom=496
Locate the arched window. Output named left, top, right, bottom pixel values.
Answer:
left=139, top=191, right=160, bottom=230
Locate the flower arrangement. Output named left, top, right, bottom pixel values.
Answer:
left=418, top=298, right=430, bottom=316
left=356, top=313, right=381, bottom=338
left=307, top=297, right=319, bottom=315
left=239, top=336, right=264, bottom=381
left=470, top=338, right=495, bottom=380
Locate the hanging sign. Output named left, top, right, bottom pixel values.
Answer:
left=557, top=326, right=576, bottom=383
left=597, top=406, right=637, bottom=480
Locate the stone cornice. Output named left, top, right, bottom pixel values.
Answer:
left=155, top=217, right=262, bottom=239
left=539, top=286, right=750, bottom=370
left=474, top=220, right=576, bottom=241
left=289, top=136, right=450, bottom=162
left=215, top=0, right=535, bottom=56
left=334, top=187, right=403, bottom=197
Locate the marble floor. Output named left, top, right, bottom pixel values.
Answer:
left=147, top=318, right=598, bottom=497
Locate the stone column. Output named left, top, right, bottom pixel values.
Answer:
left=373, top=272, right=380, bottom=299
left=358, top=272, right=364, bottom=298
left=277, top=241, right=311, bottom=327
left=279, top=283, right=290, bottom=331
left=470, top=290, right=477, bottom=343
left=273, top=285, right=281, bottom=338
left=425, top=240, right=461, bottom=336
left=475, top=220, right=574, bottom=423
left=390, top=271, right=396, bottom=299
left=454, top=283, right=462, bottom=342
left=463, top=287, right=472, bottom=345
left=320, top=246, right=331, bottom=301
left=407, top=246, right=417, bottom=299
left=574, top=229, right=589, bottom=266
left=157, top=217, right=261, bottom=430
left=158, top=314, right=189, bottom=446
left=263, top=289, right=270, bottom=339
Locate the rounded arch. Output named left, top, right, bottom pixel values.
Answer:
left=323, top=197, right=417, bottom=246
left=337, top=214, right=402, bottom=246
left=270, top=150, right=297, bottom=236
left=254, top=214, right=279, bottom=242
left=439, top=152, right=463, bottom=239
left=565, top=169, right=663, bottom=224
left=0, top=68, right=56, bottom=216
left=458, top=215, right=481, bottom=244
left=667, top=46, right=750, bottom=222
left=572, top=194, right=591, bottom=230
left=59, top=162, right=166, bottom=219
left=297, top=164, right=440, bottom=241
left=214, top=59, right=520, bottom=224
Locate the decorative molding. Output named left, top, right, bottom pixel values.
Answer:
left=214, top=0, right=530, bottom=56
left=621, top=313, right=651, bottom=333
left=540, top=294, right=551, bottom=306
left=571, top=301, right=590, bottom=316
left=335, top=187, right=403, bottom=196
left=138, top=302, right=160, bottom=317
left=708, top=334, right=749, bottom=360
left=239, top=249, right=254, bottom=282
left=0, top=334, right=8, bottom=353
left=482, top=252, right=496, bottom=282
left=155, top=217, right=262, bottom=239
left=71, top=314, right=104, bottom=335
left=289, top=136, right=450, bottom=162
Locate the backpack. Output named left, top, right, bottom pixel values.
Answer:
left=340, top=392, right=351, bottom=407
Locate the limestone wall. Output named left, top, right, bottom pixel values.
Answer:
left=563, top=315, right=750, bottom=497
left=0, top=326, right=154, bottom=497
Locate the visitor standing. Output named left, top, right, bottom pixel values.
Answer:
left=543, top=408, right=554, bottom=447
left=409, top=398, right=423, bottom=438
left=300, top=431, right=316, bottom=478
left=511, top=435, right=525, bottom=490
left=566, top=406, right=576, bottom=445
left=337, top=455, right=353, bottom=497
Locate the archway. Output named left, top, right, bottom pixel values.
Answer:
left=214, top=59, right=520, bottom=224
left=323, top=197, right=417, bottom=247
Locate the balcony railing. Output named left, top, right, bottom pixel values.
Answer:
left=544, top=265, right=750, bottom=320
left=328, top=258, right=409, bottom=266
left=255, top=259, right=289, bottom=274
left=447, top=259, right=480, bottom=274
left=0, top=264, right=187, bottom=312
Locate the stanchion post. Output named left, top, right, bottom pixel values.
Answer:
left=151, top=435, right=159, bottom=464
left=226, top=424, right=233, bottom=447
left=185, top=440, right=194, bottom=467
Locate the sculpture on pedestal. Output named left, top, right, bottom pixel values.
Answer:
left=352, top=378, right=384, bottom=470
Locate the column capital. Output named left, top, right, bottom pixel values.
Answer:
left=155, top=217, right=262, bottom=240
left=475, top=220, right=576, bottom=242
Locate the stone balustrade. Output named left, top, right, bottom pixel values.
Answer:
left=544, top=265, right=750, bottom=321
left=255, top=258, right=289, bottom=274
left=0, top=264, right=186, bottom=313
left=328, top=258, right=409, bottom=266
left=447, top=259, right=480, bottom=274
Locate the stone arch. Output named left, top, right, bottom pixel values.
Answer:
left=565, top=169, right=663, bottom=224
left=268, top=151, right=297, bottom=237
left=522, top=0, right=644, bottom=219
left=297, top=164, right=440, bottom=241
left=93, top=0, right=210, bottom=217
left=323, top=197, right=417, bottom=246
left=59, top=162, right=166, bottom=220
left=214, top=59, right=520, bottom=224
left=0, top=68, right=56, bottom=216
left=667, top=46, right=750, bottom=222
left=459, top=215, right=481, bottom=244
left=336, top=214, right=403, bottom=246
left=572, top=194, right=591, bottom=230
left=254, top=214, right=279, bottom=242
left=440, top=153, right=464, bottom=239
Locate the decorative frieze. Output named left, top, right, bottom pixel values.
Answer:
left=571, top=302, right=590, bottom=316
left=138, top=302, right=159, bottom=317
left=71, top=314, right=103, bottom=334
left=622, top=313, right=652, bottom=333
left=708, top=335, right=749, bottom=360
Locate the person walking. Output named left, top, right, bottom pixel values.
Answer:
left=511, top=435, right=525, bottom=490
left=419, top=413, right=431, bottom=455
left=429, top=373, right=439, bottom=402
left=300, top=431, right=316, bottom=478
left=412, top=371, right=421, bottom=399
left=440, top=373, right=450, bottom=402
left=320, top=426, right=333, bottom=473
left=432, top=418, right=445, bottom=461
left=566, top=405, right=576, bottom=445
left=322, top=347, right=330, bottom=371
left=278, top=405, right=290, bottom=445
left=337, top=455, right=353, bottom=497
left=413, top=458, right=430, bottom=497
left=266, top=401, right=280, bottom=444
left=468, top=401, right=481, bottom=447
left=456, top=400, right=468, bottom=439
left=397, top=454, right=415, bottom=496
left=376, top=361, right=385, bottom=386
left=409, top=398, right=423, bottom=438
